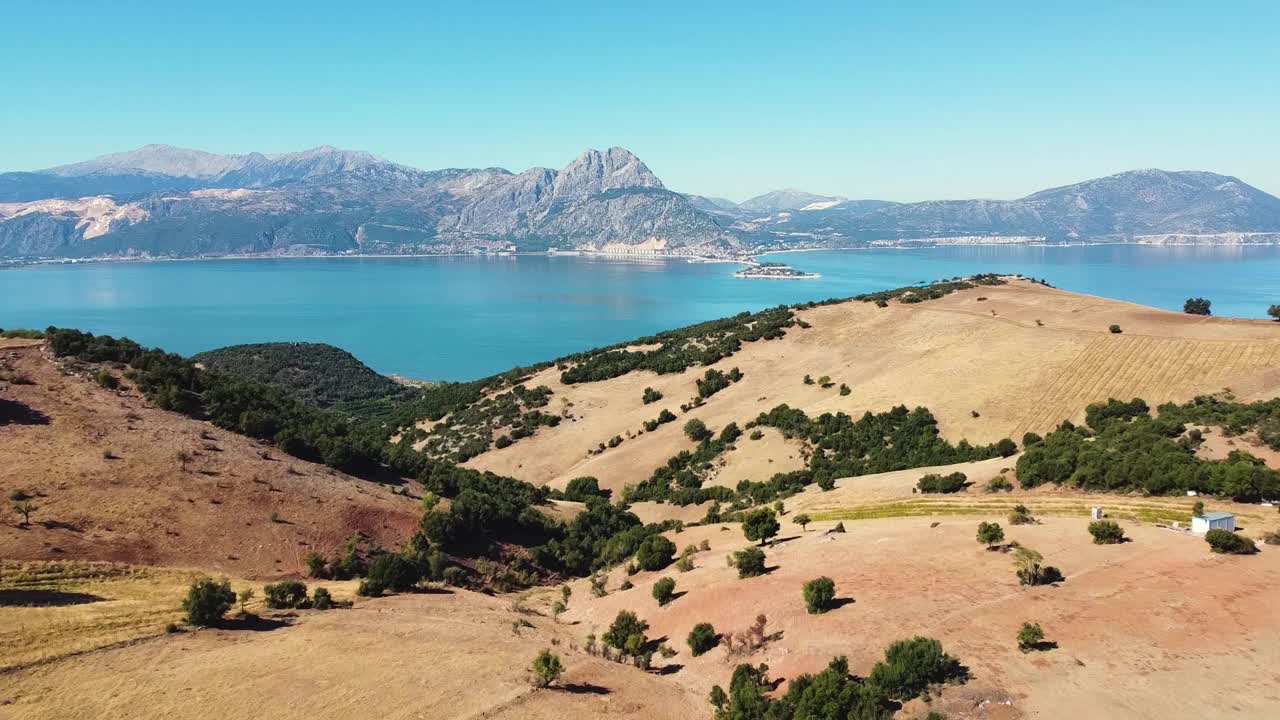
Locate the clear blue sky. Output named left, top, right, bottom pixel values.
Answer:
left=3, top=1, right=1277, bottom=201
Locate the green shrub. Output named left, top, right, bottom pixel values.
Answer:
left=986, top=476, right=1013, bottom=492
left=530, top=649, right=564, bottom=688
left=866, top=636, right=965, bottom=701
left=917, top=472, right=967, bottom=494
left=94, top=369, right=119, bottom=389
left=1008, top=504, right=1035, bottom=525
left=684, top=418, right=712, bottom=442
left=995, top=438, right=1018, bottom=457
left=181, top=577, right=235, bottom=626
left=604, top=610, right=649, bottom=651
left=1109, top=324, right=1122, bottom=334
left=1021, top=431, right=1043, bottom=447
left=1088, top=520, right=1125, bottom=544
left=802, top=576, right=836, bottom=614
left=1017, top=622, right=1044, bottom=652
left=564, top=476, right=609, bottom=502
left=1205, top=529, right=1258, bottom=555
left=442, top=566, right=467, bottom=586
left=635, top=534, right=677, bottom=571
left=976, top=521, right=1005, bottom=548
left=734, top=547, right=767, bottom=578
left=653, top=576, right=677, bottom=605
left=675, top=555, right=694, bottom=572
left=642, top=387, right=663, bottom=405
left=366, top=553, right=421, bottom=593
left=264, top=580, right=309, bottom=608
left=688, top=622, right=718, bottom=656
left=312, top=587, right=333, bottom=610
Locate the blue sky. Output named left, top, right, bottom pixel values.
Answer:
left=2, top=1, right=1277, bottom=201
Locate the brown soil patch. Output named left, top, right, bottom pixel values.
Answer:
left=0, top=344, right=419, bottom=579
left=558, top=514, right=1280, bottom=719
left=0, top=587, right=701, bottom=720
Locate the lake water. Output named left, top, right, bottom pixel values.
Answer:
left=3, top=245, right=1279, bottom=381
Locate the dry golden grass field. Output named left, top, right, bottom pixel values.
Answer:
left=454, top=279, right=1280, bottom=495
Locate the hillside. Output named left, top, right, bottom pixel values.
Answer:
left=4, top=282, right=1280, bottom=719
left=193, top=342, right=416, bottom=415
left=438, top=278, right=1280, bottom=496
left=0, top=338, right=419, bottom=579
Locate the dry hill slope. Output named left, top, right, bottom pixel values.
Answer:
left=0, top=339, right=419, bottom=579
left=458, top=280, right=1280, bottom=494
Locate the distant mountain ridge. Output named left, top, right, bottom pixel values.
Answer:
left=2, top=144, right=1279, bottom=259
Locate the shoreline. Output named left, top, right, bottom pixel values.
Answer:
left=5, top=239, right=1280, bottom=272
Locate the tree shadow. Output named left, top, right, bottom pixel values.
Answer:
left=40, top=520, right=81, bottom=532
left=0, top=589, right=105, bottom=607
left=667, top=591, right=688, bottom=603
left=769, top=535, right=802, bottom=546
left=233, top=614, right=293, bottom=632
left=653, top=663, right=683, bottom=676
left=0, top=398, right=50, bottom=426
left=829, top=597, right=856, bottom=610
left=560, top=682, right=610, bottom=695
left=197, top=470, right=222, bottom=477
left=1029, top=640, right=1059, bottom=652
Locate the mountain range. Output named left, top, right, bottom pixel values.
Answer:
left=2, top=145, right=1279, bottom=259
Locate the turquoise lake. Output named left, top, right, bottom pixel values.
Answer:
left=3, top=245, right=1279, bottom=381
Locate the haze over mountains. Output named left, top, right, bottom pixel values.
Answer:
left=2, top=144, right=1279, bottom=259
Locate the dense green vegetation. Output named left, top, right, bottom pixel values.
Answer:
left=0, top=328, right=44, bottom=339
left=1157, top=395, right=1280, bottom=451
left=48, top=327, right=387, bottom=476
left=1016, top=398, right=1280, bottom=501
left=710, top=637, right=966, bottom=720
left=916, top=472, right=968, bottom=494
left=758, top=404, right=1012, bottom=486
left=558, top=306, right=796, bottom=384
left=852, top=273, right=1007, bottom=305
left=192, top=342, right=417, bottom=416
left=410, top=382, right=560, bottom=462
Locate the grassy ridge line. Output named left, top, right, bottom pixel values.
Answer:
left=807, top=497, right=1265, bottom=525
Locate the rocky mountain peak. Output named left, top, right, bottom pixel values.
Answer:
left=552, top=146, right=663, bottom=197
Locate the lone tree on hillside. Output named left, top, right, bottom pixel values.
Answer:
left=604, top=610, right=649, bottom=652
left=182, top=577, right=236, bottom=627
left=687, top=622, right=719, bottom=656
left=652, top=576, right=677, bottom=606
left=1013, top=546, right=1063, bottom=586
left=530, top=649, right=564, bottom=689
left=10, top=498, right=38, bottom=526
left=1183, top=297, right=1212, bottom=316
left=743, top=508, right=780, bottom=545
left=1017, top=622, right=1046, bottom=652
left=176, top=449, right=193, bottom=471
left=635, top=534, right=677, bottom=571
left=802, top=576, right=837, bottom=614
left=1088, top=519, right=1126, bottom=544
left=734, top=547, right=767, bottom=578
left=1269, top=304, right=1280, bottom=322
left=793, top=513, right=812, bottom=532
left=976, top=521, right=1005, bottom=549
left=683, top=418, right=712, bottom=442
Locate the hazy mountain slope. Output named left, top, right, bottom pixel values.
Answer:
left=4, top=146, right=1280, bottom=258
left=738, top=188, right=846, bottom=212
left=836, top=170, right=1280, bottom=241
left=0, top=146, right=735, bottom=257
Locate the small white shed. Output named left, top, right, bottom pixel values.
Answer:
left=1191, top=512, right=1235, bottom=534
left=1090, top=506, right=1104, bottom=520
